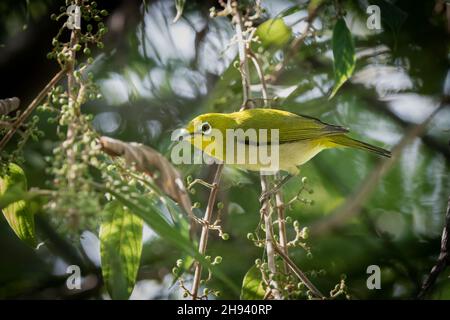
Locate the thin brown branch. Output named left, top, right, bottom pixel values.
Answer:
left=234, top=4, right=251, bottom=105
left=275, top=186, right=288, bottom=270
left=250, top=51, right=289, bottom=276
left=417, top=195, right=450, bottom=298
left=272, top=239, right=325, bottom=299
left=256, top=55, right=289, bottom=268
left=236, top=5, right=282, bottom=299
left=260, top=177, right=281, bottom=299
left=0, top=69, right=65, bottom=152
left=191, top=163, right=224, bottom=300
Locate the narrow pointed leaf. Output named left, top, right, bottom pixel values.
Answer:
left=330, top=18, right=355, bottom=98
left=100, top=201, right=143, bottom=300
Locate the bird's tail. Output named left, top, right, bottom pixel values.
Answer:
left=328, top=135, right=391, bottom=158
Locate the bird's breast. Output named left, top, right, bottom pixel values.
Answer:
left=190, top=135, right=328, bottom=174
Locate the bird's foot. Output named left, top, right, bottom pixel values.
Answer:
left=192, top=215, right=209, bottom=227
left=259, top=191, right=273, bottom=204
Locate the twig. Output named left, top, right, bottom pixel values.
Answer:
left=275, top=184, right=288, bottom=271
left=0, top=121, right=13, bottom=128
left=251, top=52, right=289, bottom=269
left=260, top=179, right=281, bottom=299
left=250, top=51, right=289, bottom=278
left=272, top=240, right=325, bottom=299
left=0, top=69, right=65, bottom=152
left=234, top=5, right=251, bottom=105
left=417, top=195, right=450, bottom=298
left=191, top=163, right=224, bottom=300
left=235, top=3, right=282, bottom=299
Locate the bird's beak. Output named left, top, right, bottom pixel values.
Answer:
left=172, top=128, right=201, bottom=142
left=173, top=128, right=192, bottom=142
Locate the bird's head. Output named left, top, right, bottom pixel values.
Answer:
left=180, top=113, right=237, bottom=148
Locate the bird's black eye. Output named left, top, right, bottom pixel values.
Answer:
left=201, top=122, right=211, bottom=134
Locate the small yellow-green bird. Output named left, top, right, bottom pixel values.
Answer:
left=182, top=108, right=391, bottom=175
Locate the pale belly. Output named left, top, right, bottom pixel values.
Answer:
left=221, top=140, right=327, bottom=175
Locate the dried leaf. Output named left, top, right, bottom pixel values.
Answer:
left=99, top=136, right=193, bottom=219
left=0, top=97, right=20, bottom=115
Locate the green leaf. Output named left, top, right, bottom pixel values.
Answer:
left=173, top=0, right=185, bottom=23
left=240, top=265, right=266, bottom=300
left=256, top=18, right=292, bottom=49
left=112, top=189, right=196, bottom=257
left=330, top=18, right=355, bottom=99
left=100, top=201, right=144, bottom=300
left=0, top=163, right=36, bottom=247
left=276, top=5, right=302, bottom=18
left=108, top=186, right=239, bottom=295
left=372, top=0, right=407, bottom=33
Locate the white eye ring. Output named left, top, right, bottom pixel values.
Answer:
left=200, top=122, right=212, bottom=135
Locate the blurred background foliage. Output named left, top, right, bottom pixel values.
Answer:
left=0, top=0, right=449, bottom=299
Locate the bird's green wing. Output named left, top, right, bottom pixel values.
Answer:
left=233, top=108, right=348, bottom=144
